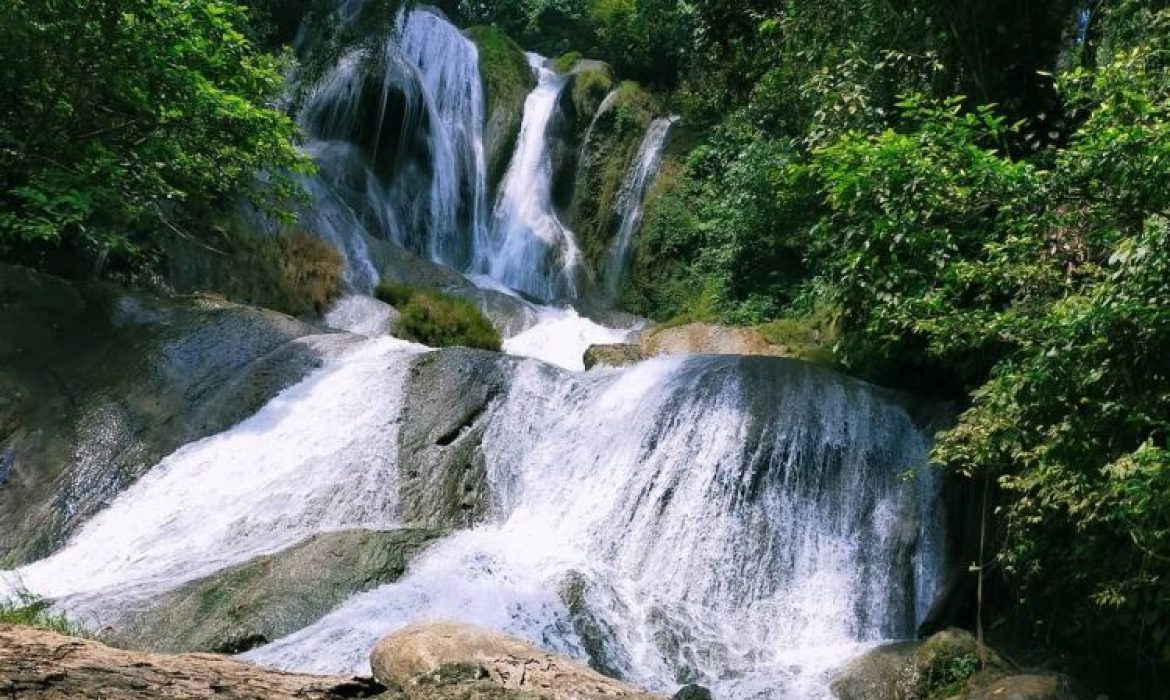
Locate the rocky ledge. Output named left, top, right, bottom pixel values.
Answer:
left=0, top=621, right=668, bottom=700
left=0, top=624, right=384, bottom=699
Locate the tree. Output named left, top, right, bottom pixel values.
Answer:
left=0, top=0, right=308, bottom=276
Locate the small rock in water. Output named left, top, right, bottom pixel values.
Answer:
left=673, top=685, right=713, bottom=700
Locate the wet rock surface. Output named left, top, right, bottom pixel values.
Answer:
left=397, top=350, right=515, bottom=529
left=108, top=529, right=443, bottom=655
left=0, top=264, right=352, bottom=567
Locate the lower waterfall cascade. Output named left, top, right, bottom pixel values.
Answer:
left=0, top=5, right=953, bottom=700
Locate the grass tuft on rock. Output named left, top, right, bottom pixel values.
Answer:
left=0, top=592, right=84, bottom=637
left=375, top=283, right=502, bottom=351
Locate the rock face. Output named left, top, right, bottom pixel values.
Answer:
left=397, top=350, right=514, bottom=529
left=583, top=343, right=646, bottom=369
left=641, top=323, right=791, bottom=359
left=0, top=264, right=352, bottom=567
left=370, top=621, right=665, bottom=700
left=962, top=673, right=1089, bottom=700
left=0, top=625, right=385, bottom=699
left=567, top=82, right=657, bottom=273
left=108, top=529, right=442, bottom=655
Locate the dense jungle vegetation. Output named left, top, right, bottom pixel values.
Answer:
left=1, top=0, right=1168, bottom=696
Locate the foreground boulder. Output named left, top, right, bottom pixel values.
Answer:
left=0, top=625, right=384, bottom=699
left=370, top=621, right=664, bottom=700
left=831, top=629, right=1001, bottom=700
left=831, top=629, right=1088, bottom=700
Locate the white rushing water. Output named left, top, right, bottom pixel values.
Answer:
left=1, top=336, right=423, bottom=621
left=603, top=115, right=679, bottom=297
left=479, top=54, right=586, bottom=301
left=503, top=306, right=635, bottom=371
left=245, top=356, right=945, bottom=700
left=297, top=7, right=488, bottom=284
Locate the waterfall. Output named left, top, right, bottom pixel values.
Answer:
left=478, top=54, right=586, bottom=301
left=296, top=6, right=487, bottom=285
left=603, top=116, right=678, bottom=297
left=241, top=355, right=945, bottom=699
left=1, top=337, right=422, bottom=617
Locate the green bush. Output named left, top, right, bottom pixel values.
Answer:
left=374, top=284, right=502, bottom=351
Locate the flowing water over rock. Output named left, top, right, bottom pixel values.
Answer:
left=479, top=54, right=586, bottom=301
left=604, top=116, right=678, bottom=297
left=297, top=7, right=488, bottom=286
left=243, top=356, right=944, bottom=700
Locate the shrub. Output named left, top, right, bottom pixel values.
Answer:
left=374, top=284, right=502, bottom=351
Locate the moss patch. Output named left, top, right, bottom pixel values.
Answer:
left=552, top=51, right=583, bottom=74
left=757, top=306, right=839, bottom=364
left=467, top=25, right=534, bottom=191
left=376, top=283, right=502, bottom=351
left=568, top=80, right=658, bottom=274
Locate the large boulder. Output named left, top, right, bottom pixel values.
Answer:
left=370, top=621, right=664, bottom=700
left=641, top=324, right=791, bottom=359
left=831, top=629, right=1006, bottom=700
left=0, top=264, right=353, bottom=566
left=397, top=350, right=514, bottom=529
left=0, top=624, right=384, bottom=699
left=108, top=528, right=442, bottom=655
left=583, top=343, right=646, bottom=370
left=962, top=673, right=1089, bottom=700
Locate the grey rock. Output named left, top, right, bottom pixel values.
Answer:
left=397, top=349, right=514, bottom=529
left=108, top=528, right=442, bottom=654
left=0, top=264, right=352, bottom=566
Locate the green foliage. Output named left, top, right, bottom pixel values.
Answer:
left=756, top=306, right=839, bottom=365
left=0, top=592, right=84, bottom=637
left=374, top=284, right=502, bottom=351
left=0, top=0, right=308, bottom=277
left=553, top=51, right=584, bottom=73
left=923, top=652, right=980, bottom=700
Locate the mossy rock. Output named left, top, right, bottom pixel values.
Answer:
left=831, top=629, right=1008, bottom=700
left=567, top=80, right=658, bottom=275
left=466, top=25, right=535, bottom=193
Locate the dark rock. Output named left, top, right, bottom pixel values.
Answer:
left=962, top=672, right=1091, bottom=700
left=397, top=349, right=514, bottom=529
left=673, top=685, right=713, bottom=700
left=0, top=264, right=352, bottom=567
left=108, top=529, right=442, bottom=654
